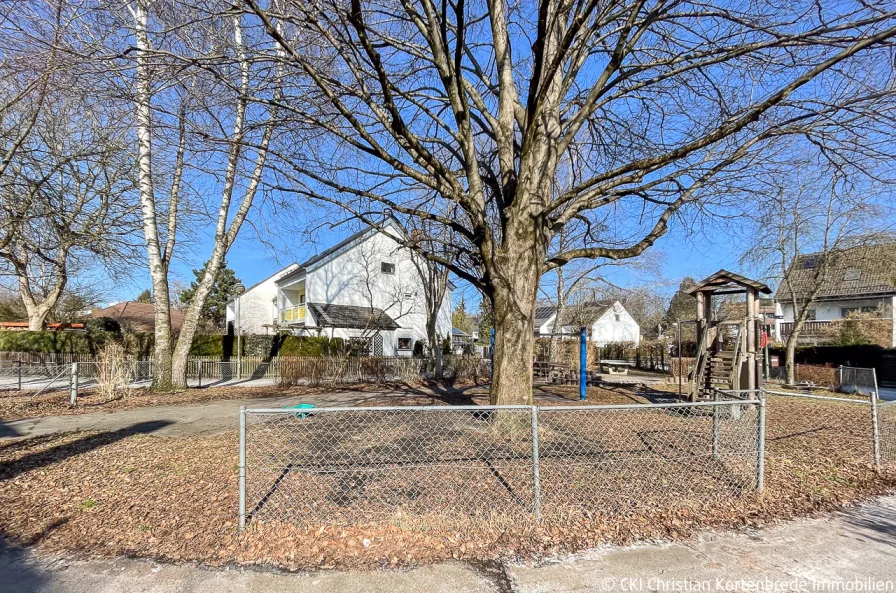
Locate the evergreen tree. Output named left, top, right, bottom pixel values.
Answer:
left=179, top=261, right=243, bottom=331
left=476, top=296, right=493, bottom=345
left=451, top=295, right=474, bottom=334
left=135, top=289, right=153, bottom=303
left=664, top=277, right=698, bottom=327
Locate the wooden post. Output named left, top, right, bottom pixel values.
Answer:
left=745, top=288, right=757, bottom=391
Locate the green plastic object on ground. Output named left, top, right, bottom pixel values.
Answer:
left=286, top=403, right=315, bottom=419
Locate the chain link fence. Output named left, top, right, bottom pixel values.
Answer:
left=239, top=397, right=764, bottom=528
left=0, top=361, right=71, bottom=394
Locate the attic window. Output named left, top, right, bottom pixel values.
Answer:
left=844, top=268, right=861, bottom=281
left=802, top=256, right=818, bottom=269
left=381, top=262, right=395, bottom=275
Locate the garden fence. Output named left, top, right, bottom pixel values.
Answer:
left=0, top=361, right=71, bottom=394
left=239, top=395, right=764, bottom=528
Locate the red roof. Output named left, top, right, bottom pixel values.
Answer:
left=92, top=302, right=185, bottom=333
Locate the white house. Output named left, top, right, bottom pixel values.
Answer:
left=225, top=219, right=453, bottom=356
left=774, top=243, right=896, bottom=347
left=533, top=301, right=641, bottom=346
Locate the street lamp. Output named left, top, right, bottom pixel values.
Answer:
left=234, top=281, right=245, bottom=379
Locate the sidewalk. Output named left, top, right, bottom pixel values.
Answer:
left=3, top=494, right=894, bottom=593
left=0, top=389, right=411, bottom=439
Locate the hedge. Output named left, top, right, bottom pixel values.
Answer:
left=0, top=331, right=120, bottom=356
left=0, top=330, right=349, bottom=359
left=767, top=345, right=888, bottom=368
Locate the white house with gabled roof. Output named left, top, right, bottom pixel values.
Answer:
left=225, top=219, right=453, bottom=356
left=533, top=301, right=641, bottom=346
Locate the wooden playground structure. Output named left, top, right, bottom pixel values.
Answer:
left=686, top=270, right=772, bottom=401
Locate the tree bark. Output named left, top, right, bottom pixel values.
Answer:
left=488, top=223, right=545, bottom=405
left=426, top=317, right=442, bottom=378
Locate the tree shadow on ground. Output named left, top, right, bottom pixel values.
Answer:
left=841, top=501, right=896, bottom=548
left=0, top=420, right=172, bottom=482
left=0, top=538, right=53, bottom=593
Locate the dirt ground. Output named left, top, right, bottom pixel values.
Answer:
left=0, top=384, right=893, bottom=571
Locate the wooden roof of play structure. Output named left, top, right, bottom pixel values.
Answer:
left=685, top=269, right=771, bottom=296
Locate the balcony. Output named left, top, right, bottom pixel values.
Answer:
left=280, top=305, right=306, bottom=324
left=779, top=320, right=832, bottom=340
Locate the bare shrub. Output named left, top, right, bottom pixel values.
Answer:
left=794, top=364, right=837, bottom=388
left=96, top=342, right=134, bottom=400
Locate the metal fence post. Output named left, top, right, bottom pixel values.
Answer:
left=579, top=326, right=587, bottom=401
left=871, top=370, right=882, bottom=470
left=17, top=360, right=22, bottom=391
left=757, top=391, right=766, bottom=490
left=531, top=406, right=541, bottom=519
left=198, top=361, right=202, bottom=389
left=239, top=406, right=247, bottom=529
left=69, top=362, right=79, bottom=405
left=712, top=390, right=720, bottom=461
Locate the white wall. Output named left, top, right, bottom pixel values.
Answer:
left=280, top=222, right=452, bottom=355
left=776, top=297, right=889, bottom=322
left=590, top=302, right=641, bottom=346
left=226, top=264, right=299, bottom=335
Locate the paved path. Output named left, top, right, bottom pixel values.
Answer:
left=0, top=390, right=429, bottom=439
left=2, top=494, right=895, bottom=593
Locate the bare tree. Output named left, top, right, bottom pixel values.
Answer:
left=0, top=98, right=139, bottom=329
left=243, top=0, right=896, bottom=404
left=742, top=163, right=889, bottom=384
left=0, top=0, right=65, bottom=182
left=408, top=221, right=452, bottom=375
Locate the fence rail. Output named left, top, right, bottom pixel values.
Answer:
left=239, top=396, right=764, bottom=528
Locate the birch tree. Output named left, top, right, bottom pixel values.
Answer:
left=244, top=0, right=896, bottom=404
left=124, top=0, right=288, bottom=388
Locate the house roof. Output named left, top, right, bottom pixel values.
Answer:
left=535, top=302, right=615, bottom=327
left=92, top=302, right=185, bottom=333
left=236, top=263, right=300, bottom=299
left=451, top=327, right=470, bottom=336
left=686, top=270, right=772, bottom=295
left=307, top=302, right=400, bottom=330
left=534, top=305, right=557, bottom=326
left=775, top=243, right=896, bottom=302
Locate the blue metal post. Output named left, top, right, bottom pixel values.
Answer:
left=490, top=328, right=495, bottom=379
left=579, top=326, right=587, bottom=401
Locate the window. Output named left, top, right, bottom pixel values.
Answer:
left=843, top=268, right=861, bottom=281
left=806, top=309, right=816, bottom=320
left=299, top=294, right=306, bottom=305
left=397, top=337, right=412, bottom=350
left=381, top=262, right=395, bottom=275
left=614, top=313, right=621, bottom=322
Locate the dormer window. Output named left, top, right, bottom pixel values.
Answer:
left=843, top=268, right=860, bottom=281
left=381, top=262, right=395, bottom=275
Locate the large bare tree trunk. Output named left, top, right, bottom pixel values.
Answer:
left=489, top=226, right=545, bottom=405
